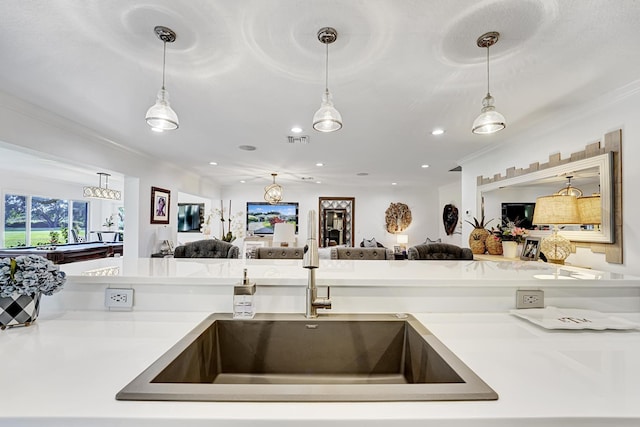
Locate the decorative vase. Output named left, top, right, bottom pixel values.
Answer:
left=469, top=228, right=490, bottom=254
left=485, top=234, right=503, bottom=255
left=0, top=292, right=41, bottom=330
left=502, top=241, right=518, bottom=258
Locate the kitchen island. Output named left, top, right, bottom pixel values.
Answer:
left=2, top=257, right=640, bottom=426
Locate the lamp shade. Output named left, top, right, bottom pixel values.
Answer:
left=532, top=195, right=581, bottom=226
left=157, top=226, right=172, bottom=242
left=146, top=88, right=179, bottom=131
left=272, top=222, right=296, bottom=247
left=396, top=234, right=409, bottom=245
left=577, top=195, right=601, bottom=225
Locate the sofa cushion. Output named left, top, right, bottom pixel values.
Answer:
left=252, top=247, right=304, bottom=259
left=331, top=247, right=393, bottom=260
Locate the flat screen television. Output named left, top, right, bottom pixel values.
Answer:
left=177, top=203, right=204, bottom=232
left=501, top=202, right=535, bottom=229
left=246, top=202, right=299, bottom=235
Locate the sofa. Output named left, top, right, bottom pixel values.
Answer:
left=407, top=243, right=473, bottom=260
left=252, top=246, right=304, bottom=259
left=173, top=239, right=239, bottom=258
left=331, top=247, right=394, bottom=260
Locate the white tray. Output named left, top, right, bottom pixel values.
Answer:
left=510, top=307, right=640, bottom=330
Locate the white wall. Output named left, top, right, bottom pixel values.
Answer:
left=221, top=183, right=440, bottom=250
left=459, top=82, right=640, bottom=275
left=0, top=91, right=221, bottom=256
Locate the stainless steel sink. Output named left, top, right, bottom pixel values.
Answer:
left=116, top=313, right=498, bottom=402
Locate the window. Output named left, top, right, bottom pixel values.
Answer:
left=2, top=194, right=89, bottom=248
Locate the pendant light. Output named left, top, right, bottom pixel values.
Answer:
left=472, top=31, right=506, bottom=135
left=83, top=172, right=121, bottom=201
left=264, top=173, right=283, bottom=205
left=312, top=27, right=342, bottom=133
left=145, top=26, right=179, bottom=132
left=556, top=176, right=583, bottom=197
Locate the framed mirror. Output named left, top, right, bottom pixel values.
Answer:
left=319, top=197, right=355, bottom=247
left=477, top=152, right=614, bottom=243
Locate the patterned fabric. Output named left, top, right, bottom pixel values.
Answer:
left=252, top=247, right=304, bottom=259
left=423, top=237, right=442, bottom=244
left=173, top=239, right=239, bottom=258
left=407, top=243, right=473, bottom=260
left=0, top=292, right=41, bottom=328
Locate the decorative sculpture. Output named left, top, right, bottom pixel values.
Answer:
left=385, top=202, right=412, bottom=233
left=442, top=204, right=459, bottom=236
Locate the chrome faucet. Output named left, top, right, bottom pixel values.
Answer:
left=303, top=210, right=331, bottom=318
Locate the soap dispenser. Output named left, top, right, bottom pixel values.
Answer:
left=233, top=268, right=256, bottom=319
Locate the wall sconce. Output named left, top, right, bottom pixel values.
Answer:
left=532, top=195, right=581, bottom=264
left=83, top=172, right=121, bottom=201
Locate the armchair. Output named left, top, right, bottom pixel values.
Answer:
left=173, top=239, right=239, bottom=259
left=407, top=243, right=473, bottom=260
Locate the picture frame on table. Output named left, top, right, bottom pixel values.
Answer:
left=151, top=186, right=171, bottom=224
left=520, top=237, right=541, bottom=261
left=244, top=240, right=265, bottom=259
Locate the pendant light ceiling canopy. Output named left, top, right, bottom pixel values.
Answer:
left=312, top=27, right=342, bottom=133
left=472, top=31, right=506, bottom=135
left=264, top=173, right=283, bottom=205
left=145, top=26, right=179, bottom=132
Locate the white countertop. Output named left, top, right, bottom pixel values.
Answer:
left=62, top=257, right=638, bottom=287
left=2, top=310, right=640, bottom=426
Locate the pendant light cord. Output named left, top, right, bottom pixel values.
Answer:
left=485, top=45, right=490, bottom=96
left=325, top=41, right=329, bottom=92
left=161, top=41, right=167, bottom=90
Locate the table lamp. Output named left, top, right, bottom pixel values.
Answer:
left=396, top=234, right=409, bottom=250
left=532, top=195, right=580, bottom=264
left=577, top=195, right=601, bottom=228
left=157, top=226, right=173, bottom=254
left=272, top=222, right=296, bottom=247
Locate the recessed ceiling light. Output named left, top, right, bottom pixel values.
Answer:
left=291, top=127, right=303, bottom=133
left=238, top=145, right=257, bottom=151
left=240, top=180, right=246, bottom=183
left=316, top=181, right=322, bottom=184
left=421, top=164, right=430, bottom=168
left=391, top=182, right=397, bottom=186
left=431, top=129, right=445, bottom=135
left=209, top=161, right=218, bottom=166
left=316, top=162, right=324, bottom=167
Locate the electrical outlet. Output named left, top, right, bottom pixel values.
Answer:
left=516, top=290, right=544, bottom=309
left=105, top=288, right=134, bottom=309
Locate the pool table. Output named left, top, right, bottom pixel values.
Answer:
left=0, top=242, right=123, bottom=264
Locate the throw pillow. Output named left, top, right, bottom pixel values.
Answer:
left=423, top=237, right=442, bottom=245
left=361, top=237, right=379, bottom=248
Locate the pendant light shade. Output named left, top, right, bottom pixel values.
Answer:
left=83, top=172, right=121, bottom=201
left=313, top=27, right=342, bottom=133
left=313, top=89, right=342, bottom=132
left=264, top=173, right=283, bottom=205
left=146, top=26, right=179, bottom=132
left=472, top=32, right=506, bottom=135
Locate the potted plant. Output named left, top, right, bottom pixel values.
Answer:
left=0, top=255, right=66, bottom=329
left=465, top=216, right=493, bottom=254
left=494, top=218, right=528, bottom=258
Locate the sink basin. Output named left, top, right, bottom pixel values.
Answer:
left=116, top=313, right=497, bottom=402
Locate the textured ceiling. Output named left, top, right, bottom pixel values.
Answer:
left=1, top=0, right=639, bottom=190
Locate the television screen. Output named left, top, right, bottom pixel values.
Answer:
left=177, top=203, right=204, bottom=232
left=501, top=202, right=535, bottom=229
left=246, top=202, right=299, bottom=235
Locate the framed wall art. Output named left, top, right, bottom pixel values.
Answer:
left=520, top=237, right=541, bottom=261
left=151, top=186, right=171, bottom=224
